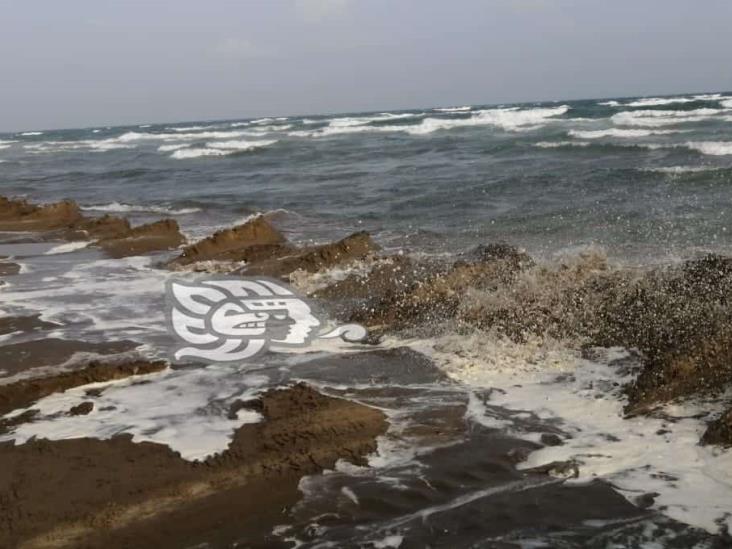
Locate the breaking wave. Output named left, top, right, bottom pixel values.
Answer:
left=170, top=139, right=277, bottom=159
left=612, top=108, right=725, bottom=127
left=80, top=202, right=202, bottom=215
left=568, top=128, right=682, bottom=139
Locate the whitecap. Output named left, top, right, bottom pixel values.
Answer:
left=612, top=108, right=724, bottom=127
left=568, top=128, right=682, bottom=139
left=19, top=131, right=43, bottom=136
left=641, top=166, right=723, bottom=174
left=598, top=100, right=621, bottom=107
left=535, top=141, right=591, bottom=148
left=81, top=202, right=202, bottom=215
left=684, top=141, right=732, bottom=156
left=433, top=106, right=472, bottom=112
left=44, top=241, right=90, bottom=255
left=170, top=139, right=277, bottom=159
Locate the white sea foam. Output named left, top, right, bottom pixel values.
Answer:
left=1, top=366, right=269, bottom=461
left=117, top=130, right=255, bottom=142
left=0, top=139, right=17, bottom=145
left=23, top=140, right=135, bottom=153
left=624, top=97, right=699, bottom=107
left=612, top=108, right=724, bottom=127
left=44, top=241, right=90, bottom=255
left=293, top=106, right=569, bottom=138
left=81, top=202, right=202, bottom=215
left=158, top=143, right=189, bottom=152
left=598, top=100, right=621, bottom=107
left=0, top=145, right=10, bottom=151
left=433, top=106, right=472, bottom=112
left=641, top=166, right=724, bottom=174
left=684, top=141, right=732, bottom=156
left=721, top=99, right=732, bottom=109
left=407, top=336, right=732, bottom=535
left=170, top=139, right=277, bottom=159
left=535, top=141, right=591, bottom=149
left=568, top=128, right=682, bottom=139
left=19, top=131, right=43, bottom=136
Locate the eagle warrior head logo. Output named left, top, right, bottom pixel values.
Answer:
left=166, top=278, right=324, bottom=362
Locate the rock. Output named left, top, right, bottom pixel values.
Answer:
left=540, top=433, right=564, bottom=446
left=69, top=401, right=94, bottom=416
left=0, top=383, right=387, bottom=548
left=0, top=196, right=82, bottom=231
left=95, top=219, right=185, bottom=258
left=240, top=231, right=379, bottom=278
left=701, top=407, right=732, bottom=446
left=0, top=261, right=20, bottom=276
left=0, top=358, right=167, bottom=415
left=169, top=216, right=286, bottom=267
left=68, top=214, right=131, bottom=240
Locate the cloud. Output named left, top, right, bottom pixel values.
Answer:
left=212, top=37, right=271, bottom=60
left=294, top=0, right=352, bottom=22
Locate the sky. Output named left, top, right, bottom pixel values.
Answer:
left=2, top=0, right=732, bottom=132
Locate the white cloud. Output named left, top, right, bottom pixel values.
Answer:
left=295, top=0, right=352, bottom=22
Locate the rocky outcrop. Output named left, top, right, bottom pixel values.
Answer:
left=0, top=383, right=387, bottom=549
left=94, top=219, right=185, bottom=258
left=168, top=216, right=287, bottom=267
left=0, top=196, right=82, bottom=231
left=702, top=407, right=732, bottom=446
left=0, top=358, right=166, bottom=415
left=240, top=231, right=379, bottom=278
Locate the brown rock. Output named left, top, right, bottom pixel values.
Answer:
left=0, top=383, right=387, bottom=548
left=169, top=216, right=286, bottom=266
left=68, top=401, right=94, bottom=416
left=0, top=196, right=82, bottom=231
left=702, top=407, right=732, bottom=446
left=96, top=219, right=185, bottom=258
left=67, top=214, right=131, bottom=240
left=0, top=261, right=20, bottom=276
left=0, top=358, right=167, bottom=416
left=241, top=231, right=379, bottom=278
left=0, top=338, right=139, bottom=378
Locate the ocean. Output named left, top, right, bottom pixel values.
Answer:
left=1, top=91, right=732, bottom=547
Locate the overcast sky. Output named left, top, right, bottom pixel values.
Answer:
left=2, top=0, right=731, bottom=132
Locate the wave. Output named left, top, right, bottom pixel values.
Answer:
left=23, top=140, right=135, bottom=153
left=0, top=145, right=10, bottom=151
left=19, top=131, right=43, bottom=136
left=612, top=108, right=724, bottom=127
left=640, top=166, right=724, bottom=174
left=721, top=99, right=732, bottom=109
left=603, top=94, right=726, bottom=108
left=535, top=141, right=591, bottom=149
left=568, top=128, right=683, bottom=139
left=44, top=241, right=90, bottom=255
left=170, top=139, right=277, bottom=159
left=81, top=202, right=202, bottom=215
left=683, top=141, right=732, bottom=156
left=0, top=139, right=18, bottom=145
left=433, top=106, right=472, bottom=112
left=116, top=130, right=255, bottom=143
left=293, top=106, right=569, bottom=138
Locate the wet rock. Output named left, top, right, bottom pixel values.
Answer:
left=460, top=242, right=535, bottom=269
left=95, top=218, right=185, bottom=258
left=0, top=358, right=167, bottom=415
left=0, top=338, right=139, bottom=377
left=0, top=314, right=59, bottom=335
left=0, top=383, right=387, bottom=548
left=69, top=401, right=94, bottom=416
left=634, top=492, right=659, bottom=509
left=68, top=214, right=131, bottom=240
left=524, top=460, right=580, bottom=479
left=0, top=196, right=82, bottom=231
left=169, top=215, right=286, bottom=267
left=540, top=433, right=564, bottom=446
left=240, top=231, right=379, bottom=278
left=701, top=408, right=732, bottom=446
left=0, top=261, right=20, bottom=276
